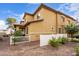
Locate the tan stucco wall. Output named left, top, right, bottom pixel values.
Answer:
left=57, top=13, right=67, bottom=33
left=24, top=6, right=76, bottom=41
left=57, top=13, right=76, bottom=33
left=24, top=14, right=34, bottom=22
left=15, top=26, right=20, bottom=30
left=67, top=17, right=76, bottom=24
left=28, top=7, right=57, bottom=41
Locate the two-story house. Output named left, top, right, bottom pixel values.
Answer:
left=14, top=4, right=76, bottom=41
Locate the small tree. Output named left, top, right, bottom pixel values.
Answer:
left=6, top=18, right=16, bottom=25
left=6, top=18, right=16, bottom=35
left=13, top=30, right=23, bottom=36
left=65, top=23, right=79, bottom=38
left=13, top=30, right=23, bottom=45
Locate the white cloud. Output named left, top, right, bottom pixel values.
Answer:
left=58, top=3, right=70, bottom=12
left=58, top=3, right=79, bottom=21
left=19, top=13, right=24, bottom=20
left=0, top=20, right=8, bottom=30
left=67, top=4, right=79, bottom=12
left=4, top=10, right=24, bottom=23
left=7, top=10, right=24, bottom=19
left=8, top=13, right=24, bottom=23
left=0, top=10, right=24, bottom=30
left=68, top=4, right=79, bottom=21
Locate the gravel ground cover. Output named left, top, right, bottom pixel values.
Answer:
left=0, top=37, right=78, bottom=56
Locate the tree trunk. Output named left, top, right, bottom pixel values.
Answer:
left=71, top=34, right=74, bottom=41
left=71, top=34, right=73, bottom=38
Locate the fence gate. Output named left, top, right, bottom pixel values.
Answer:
left=10, top=35, right=30, bottom=45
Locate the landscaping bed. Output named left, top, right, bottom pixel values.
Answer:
left=0, top=40, right=78, bottom=56
left=17, top=42, right=77, bottom=56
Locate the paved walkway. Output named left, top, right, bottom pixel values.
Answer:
left=0, top=37, right=10, bottom=49
left=0, top=37, right=77, bottom=56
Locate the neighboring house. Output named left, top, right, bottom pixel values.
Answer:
left=0, top=28, right=14, bottom=35
left=5, top=28, right=14, bottom=35
left=14, top=4, right=77, bottom=41
left=0, top=30, right=6, bottom=35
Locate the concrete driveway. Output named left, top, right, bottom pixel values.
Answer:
left=0, top=37, right=10, bottom=49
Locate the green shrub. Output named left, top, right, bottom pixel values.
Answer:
left=48, top=38, right=60, bottom=48
left=13, top=30, right=23, bottom=36
left=13, top=36, right=21, bottom=42
left=12, top=36, right=21, bottom=45
left=58, top=37, right=68, bottom=44
left=75, top=45, right=79, bottom=56
left=73, top=34, right=79, bottom=38
left=12, top=30, right=23, bottom=45
left=71, top=38, right=79, bottom=42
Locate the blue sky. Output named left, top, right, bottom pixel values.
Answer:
left=0, top=3, right=79, bottom=30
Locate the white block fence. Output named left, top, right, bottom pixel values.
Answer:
left=40, top=34, right=67, bottom=46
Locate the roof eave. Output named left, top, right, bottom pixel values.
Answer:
left=23, top=3, right=77, bottom=21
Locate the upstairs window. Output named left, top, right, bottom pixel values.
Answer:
left=61, top=25, right=65, bottom=33
left=61, top=15, right=65, bottom=22
left=68, top=20, right=70, bottom=24
left=58, top=28, right=62, bottom=34
left=37, top=13, right=41, bottom=19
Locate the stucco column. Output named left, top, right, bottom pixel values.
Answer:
left=10, top=36, right=13, bottom=45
